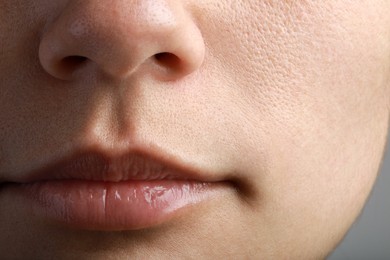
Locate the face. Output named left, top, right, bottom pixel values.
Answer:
left=1, top=0, right=389, bottom=258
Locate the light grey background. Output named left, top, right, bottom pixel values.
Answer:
left=329, top=136, right=390, bottom=260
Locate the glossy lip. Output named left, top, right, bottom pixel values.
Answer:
left=2, top=148, right=231, bottom=231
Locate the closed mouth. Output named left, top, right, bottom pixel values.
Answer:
left=1, top=148, right=232, bottom=231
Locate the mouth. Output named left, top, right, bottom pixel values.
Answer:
left=2, top=149, right=232, bottom=231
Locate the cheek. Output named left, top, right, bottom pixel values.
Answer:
left=198, top=0, right=390, bottom=252
left=202, top=1, right=390, bottom=180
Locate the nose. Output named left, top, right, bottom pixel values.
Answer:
left=38, top=0, right=205, bottom=81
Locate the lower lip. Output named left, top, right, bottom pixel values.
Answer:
left=11, top=180, right=221, bottom=231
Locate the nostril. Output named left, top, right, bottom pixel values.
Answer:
left=60, top=55, right=88, bottom=74
left=154, top=52, right=181, bottom=70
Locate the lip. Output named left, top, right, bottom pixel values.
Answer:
left=2, top=149, right=230, bottom=231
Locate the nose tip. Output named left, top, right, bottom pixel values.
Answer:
left=38, top=1, right=205, bottom=81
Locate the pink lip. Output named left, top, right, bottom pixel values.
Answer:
left=13, top=180, right=221, bottom=231
left=3, top=150, right=230, bottom=231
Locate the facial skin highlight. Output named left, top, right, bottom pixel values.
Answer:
left=1, top=1, right=389, bottom=259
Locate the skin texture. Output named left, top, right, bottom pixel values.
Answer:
left=1, top=0, right=390, bottom=259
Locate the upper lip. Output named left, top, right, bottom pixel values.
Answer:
left=5, top=148, right=220, bottom=184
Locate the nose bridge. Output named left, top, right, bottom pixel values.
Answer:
left=39, top=0, right=205, bottom=80
left=68, top=0, right=178, bottom=50
left=121, top=0, right=178, bottom=34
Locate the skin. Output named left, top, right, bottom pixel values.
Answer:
left=1, top=0, right=389, bottom=259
